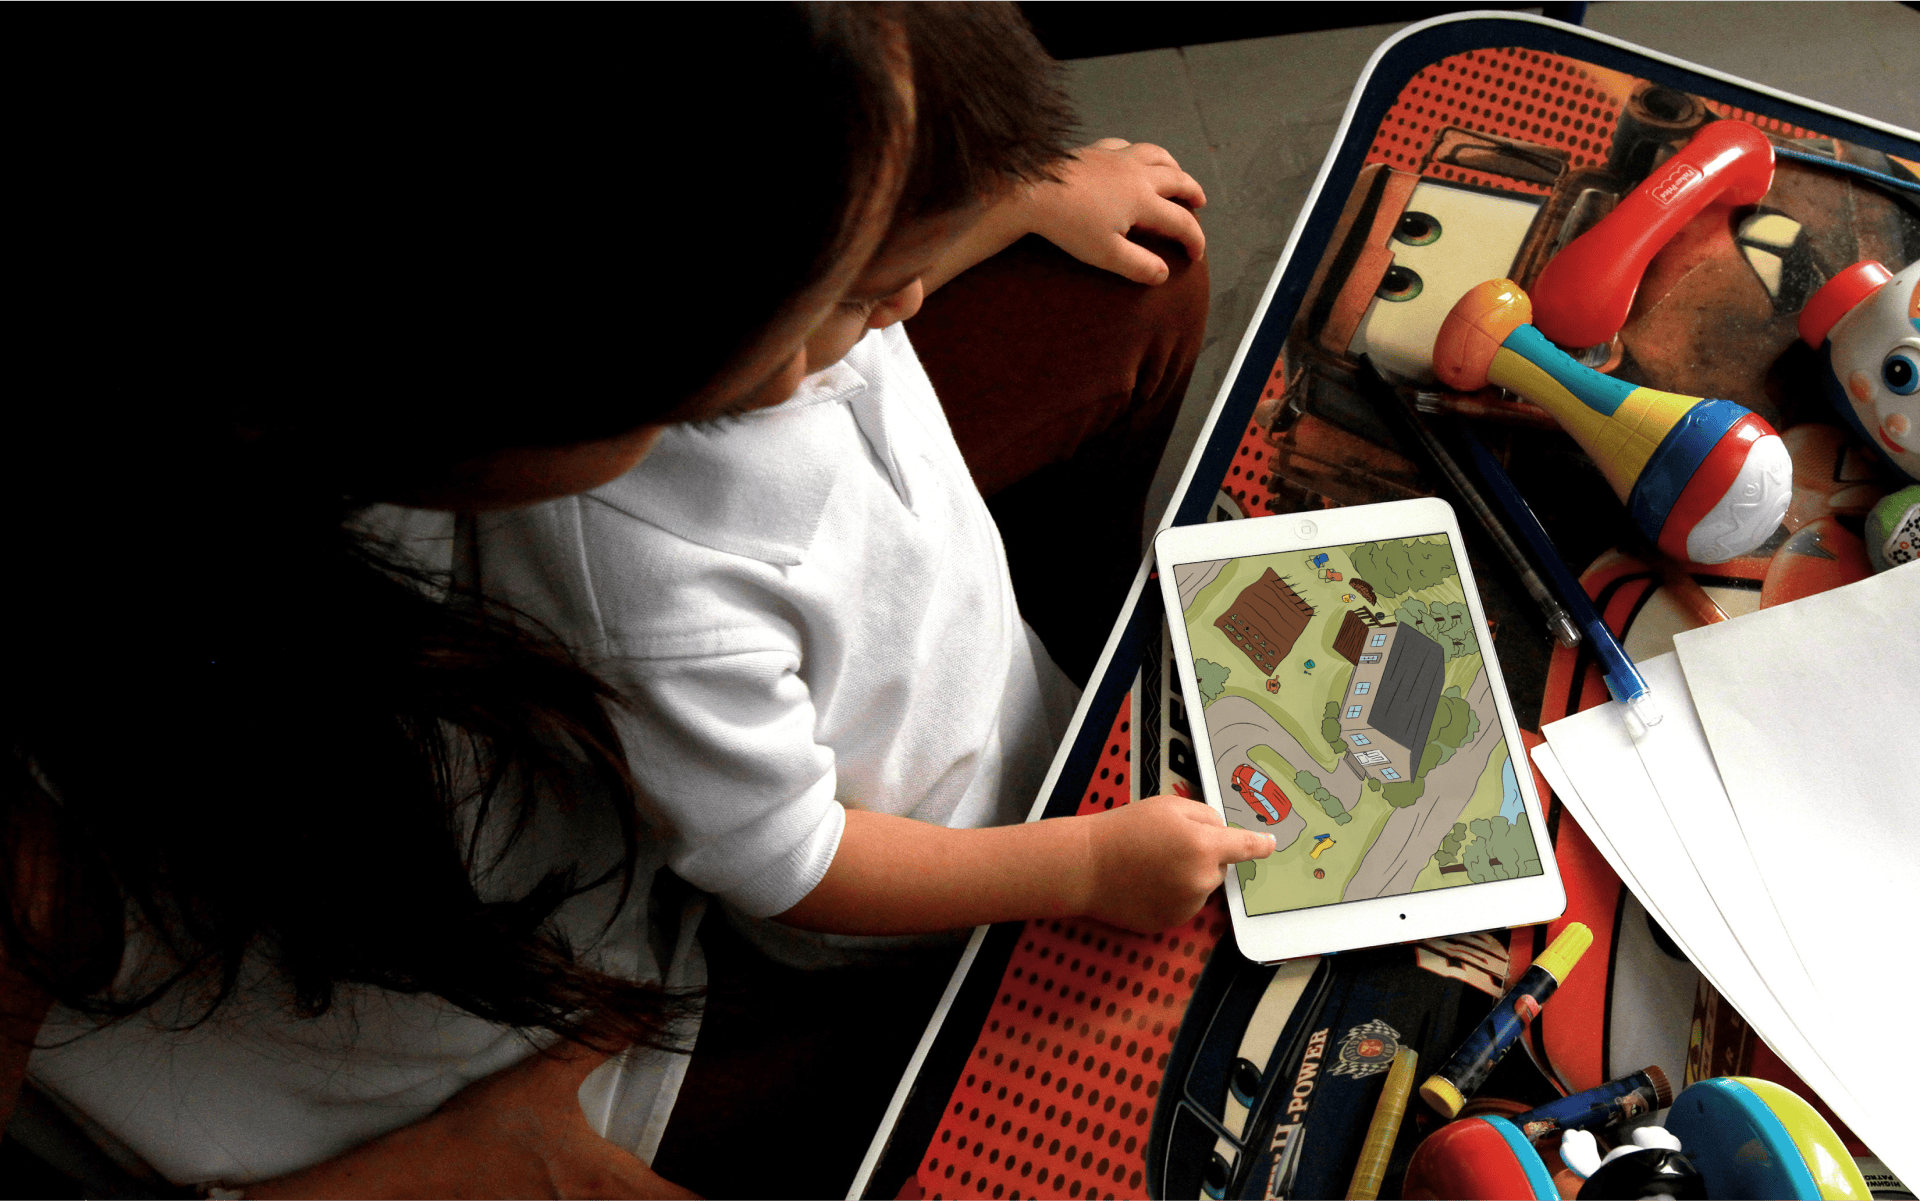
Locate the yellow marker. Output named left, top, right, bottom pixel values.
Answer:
left=1346, top=1046, right=1418, bottom=1201
left=1420, top=923, right=1593, bottom=1118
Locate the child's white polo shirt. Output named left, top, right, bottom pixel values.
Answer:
left=23, top=326, right=1076, bottom=1188
left=475, top=323, right=1078, bottom=931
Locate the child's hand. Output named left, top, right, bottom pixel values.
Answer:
left=1077, top=795, right=1275, bottom=933
left=1026, top=139, right=1207, bottom=285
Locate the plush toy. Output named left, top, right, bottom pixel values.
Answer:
left=1560, top=1125, right=1705, bottom=1200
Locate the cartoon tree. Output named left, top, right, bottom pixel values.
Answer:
left=1347, top=539, right=1458, bottom=597
left=1417, top=686, right=1483, bottom=775
left=1431, top=821, right=1468, bottom=872
left=1294, top=768, right=1352, bottom=825
left=1193, top=658, right=1231, bottom=708
left=1462, top=814, right=1542, bottom=882
left=1321, top=701, right=1342, bottom=749
left=1382, top=777, right=1425, bottom=808
left=1395, top=599, right=1480, bottom=660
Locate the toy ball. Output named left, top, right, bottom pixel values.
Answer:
left=1404, top=1115, right=1559, bottom=1200
left=1435, top=280, right=1792, bottom=563
left=1664, top=1076, right=1871, bottom=1200
left=1799, top=259, right=1920, bottom=485
left=1865, top=483, right=1920, bottom=572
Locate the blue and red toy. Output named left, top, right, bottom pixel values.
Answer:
left=1434, top=280, right=1793, bottom=563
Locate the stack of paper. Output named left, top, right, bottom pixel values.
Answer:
left=1533, top=562, right=1918, bottom=1189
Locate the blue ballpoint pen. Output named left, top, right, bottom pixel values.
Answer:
left=1457, top=428, right=1663, bottom=737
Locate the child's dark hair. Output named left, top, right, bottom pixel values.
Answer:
left=891, top=2, right=1079, bottom=222
left=8, top=4, right=1075, bottom=1051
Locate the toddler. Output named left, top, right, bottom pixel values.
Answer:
left=473, top=152, right=1274, bottom=958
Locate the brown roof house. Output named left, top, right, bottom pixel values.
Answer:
left=1215, top=568, right=1315, bottom=676
left=1330, top=610, right=1445, bottom=784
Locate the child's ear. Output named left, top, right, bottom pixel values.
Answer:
left=868, top=280, right=926, bottom=330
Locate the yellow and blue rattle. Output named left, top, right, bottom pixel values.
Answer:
left=1432, top=280, right=1793, bottom=564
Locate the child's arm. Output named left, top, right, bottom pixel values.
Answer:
left=921, top=139, right=1208, bottom=293
left=775, top=795, right=1276, bottom=936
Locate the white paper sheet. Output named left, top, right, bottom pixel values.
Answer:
left=1672, top=562, right=1920, bottom=1020
left=1529, top=739, right=1874, bottom=1149
left=1536, top=708, right=1820, bottom=1056
left=1531, top=718, right=1842, bottom=1104
left=1627, top=655, right=1830, bottom=1054
left=1539, top=661, right=1918, bottom=1186
left=1530, top=742, right=1669, bottom=937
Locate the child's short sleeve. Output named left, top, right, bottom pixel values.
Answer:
left=472, top=488, right=855, bottom=918
left=471, top=325, right=1074, bottom=922
left=602, top=644, right=848, bottom=918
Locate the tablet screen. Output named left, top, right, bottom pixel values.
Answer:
left=1173, top=531, right=1544, bottom=916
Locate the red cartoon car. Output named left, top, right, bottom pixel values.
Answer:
left=1230, top=765, right=1292, bottom=825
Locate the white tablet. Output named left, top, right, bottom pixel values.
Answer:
left=1153, top=497, right=1565, bottom=963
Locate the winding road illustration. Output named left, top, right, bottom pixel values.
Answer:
left=1342, top=670, right=1498, bottom=900
left=1204, top=672, right=1502, bottom=902
left=1204, top=695, right=1321, bottom=853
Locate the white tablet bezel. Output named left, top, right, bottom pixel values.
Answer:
left=1153, top=496, right=1565, bottom=963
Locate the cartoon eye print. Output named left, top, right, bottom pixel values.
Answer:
left=1884, top=349, right=1919, bottom=396
left=1376, top=265, right=1424, bottom=303
left=1392, top=211, right=1443, bottom=247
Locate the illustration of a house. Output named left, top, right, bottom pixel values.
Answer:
left=1215, top=568, right=1316, bottom=677
left=1330, top=610, right=1445, bottom=783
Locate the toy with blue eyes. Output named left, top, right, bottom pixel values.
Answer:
left=1799, top=259, right=1920, bottom=486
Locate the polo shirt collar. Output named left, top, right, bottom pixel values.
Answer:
left=588, top=344, right=911, bottom=566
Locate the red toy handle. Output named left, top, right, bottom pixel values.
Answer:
left=1530, top=120, right=1774, bottom=348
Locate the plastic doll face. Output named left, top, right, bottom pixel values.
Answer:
left=1827, top=260, right=1920, bottom=482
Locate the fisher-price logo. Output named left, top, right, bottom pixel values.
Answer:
left=1649, top=163, right=1702, bottom=206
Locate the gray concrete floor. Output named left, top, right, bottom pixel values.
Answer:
left=1056, top=1, right=1920, bottom=542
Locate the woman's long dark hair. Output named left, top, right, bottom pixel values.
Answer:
left=7, top=3, right=1073, bottom=1050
